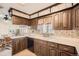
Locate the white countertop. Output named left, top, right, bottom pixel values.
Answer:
left=0, top=34, right=79, bottom=55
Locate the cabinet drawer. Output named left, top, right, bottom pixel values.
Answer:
left=59, top=44, right=75, bottom=54
left=40, top=40, right=47, bottom=45
left=48, top=42, right=58, bottom=48
left=35, top=39, right=47, bottom=44
left=59, top=50, right=76, bottom=56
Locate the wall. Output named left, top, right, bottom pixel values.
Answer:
left=52, top=30, right=79, bottom=39
left=0, top=20, right=29, bottom=37
left=0, top=21, right=10, bottom=35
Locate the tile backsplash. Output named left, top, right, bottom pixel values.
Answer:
left=52, top=30, right=79, bottom=38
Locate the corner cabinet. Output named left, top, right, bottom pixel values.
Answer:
left=12, top=16, right=29, bottom=25
left=12, top=37, right=27, bottom=55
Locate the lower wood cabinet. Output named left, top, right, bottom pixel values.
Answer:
left=34, top=39, right=78, bottom=56
left=12, top=37, right=78, bottom=56
left=40, top=40, right=49, bottom=56
left=49, top=47, right=59, bottom=56
left=48, top=42, right=59, bottom=56
left=34, top=40, right=40, bottom=56
left=58, top=44, right=78, bottom=56
left=12, top=37, right=27, bottom=55
left=59, top=50, right=75, bottom=56
left=34, top=39, right=49, bottom=56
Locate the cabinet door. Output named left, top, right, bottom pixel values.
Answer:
left=38, top=18, right=44, bottom=24
left=72, top=5, right=79, bottom=29
left=19, top=38, right=27, bottom=51
left=34, top=40, right=48, bottom=56
left=40, top=45, right=46, bottom=56
left=59, top=51, right=74, bottom=56
left=39, top=40, right=48, bottom=56
left=34, top=40, right=41, bottom=56
left=49, top=49, right=58, bottom=56
left=12, top=16, right=29, bottom=25
left=12, top=37, right=27, bottom=55
left=12, top=39, right=20, bottom=55
left=31, top=19, right=38, bottom=29
left=52, top=10, right=72, bottom=30
left=62, top=10, right=72, bottom=30
left=44, top=16, right=52, bottom=24
left=12, top=39, right=16, bottom=55
left=49, top=46, right=59, bottom=56
left=62, top=12, right=68, bottom=29
left=48, top=42, right=59, bottom=56
left=54, top=13, right=59, bottom=30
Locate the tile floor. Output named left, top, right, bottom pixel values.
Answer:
left=14, top=49, right=36, bottom=56
left=0, top=47, right=36, bottom=56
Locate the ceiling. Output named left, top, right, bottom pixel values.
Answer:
left=0, top=3, right=54, bottom=15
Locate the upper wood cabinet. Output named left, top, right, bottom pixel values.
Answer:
left=61, top=10, right=72, bottom=30
left=12, top=16, right=29, bottom=25
left=52, top=13, right=63, bottom=30
left=30, top=9, right=72, bottom=30
left=30, top=19, right=38, bottom=29
left=44, top=15, right=52, bottom=24
left=31, top=19, right=37, bottom=26
left=30, top=4, right=79, bottom=30
left=51, top=9, right=72, bottom=30
left=53, top=13, right=60, bottom=30
left=38, top=18, right=44, bottom=24
left=72, top=5, right=79, bottom=30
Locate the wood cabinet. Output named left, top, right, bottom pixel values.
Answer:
left=12, top=36, right=78, bottom=56
left=44, top=15, right=52, bottom=24
left=53, top=13, right=60, bottom=30
left=34, top=39, right=78, bottom=56
left=59, top=50, right=75, bottom=56
left=30, top=10, right=72, bottom=30
left=12, top=37, right=27, bottom=55
left=72, top=4, right=79, bottom=29
left=58, top=44, right=78, bottom=56
left=34, top=39, right=41, bottom=55
left=48, top=42, right=59, bottom=56
left=62, top=10, right=72, bottom=30
left=34, top=39, right=48, bottom=56
left=40, top=40, right=49, bottom=56
left=38, top=18, right=44, bottom=24
left=30, top=19, right=38, bottom=29
left=48, top=42, right=77, bottom=56
left=12, top=16, right=29, bottom=25
left=31, top=19, right=37, bottom=26
left=51, top=9, right=72, bottom=30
